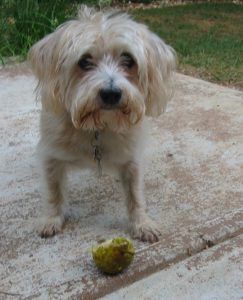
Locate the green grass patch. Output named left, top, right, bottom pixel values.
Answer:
left=133, top=3, right=243, bottom=89
left=0, top=0, right=96, bottom=62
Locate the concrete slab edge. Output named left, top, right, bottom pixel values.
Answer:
left=102, top=234, right=243, bottom=300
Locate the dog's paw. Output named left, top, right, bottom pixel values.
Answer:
left=39, top=216, right=64, bottom=238
left=130, top=218, right=161, bottom=243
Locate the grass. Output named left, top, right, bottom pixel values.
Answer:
left=0, top=0, right=85, bottom=62
left=133, top=2, right=243, bottom=89
left=0, top=1, right=243, bottom=89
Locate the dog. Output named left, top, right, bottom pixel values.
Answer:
left=28, top=6, right=176, bottom=243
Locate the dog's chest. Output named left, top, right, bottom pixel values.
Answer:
left=72, top=130, right=135, bottom=170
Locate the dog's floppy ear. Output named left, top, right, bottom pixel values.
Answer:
left=28, top=18, right=85, bottom=81
left=145, top=33, right=176, bottom=117
left=27, top=24, right=72, bottom=112
left=28, top=31, right=62, bottom=112
left=28, top=30, right=61, bottom=81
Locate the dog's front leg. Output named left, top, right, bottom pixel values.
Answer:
left=121, top=161, right=161, bottom=243
left=39, top=158, right=66, bottom=238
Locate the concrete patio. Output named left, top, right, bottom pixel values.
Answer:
left=0, top=64, right=242, bottom=299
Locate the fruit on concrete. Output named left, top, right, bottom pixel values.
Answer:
left=92, top=237, right=135, bottom=274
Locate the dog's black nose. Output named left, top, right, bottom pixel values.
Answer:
left=100, top=88, right=122, bottom=106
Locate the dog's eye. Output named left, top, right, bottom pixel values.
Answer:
left=78, top=54, right=94, bottom=71
left=121, top=52, right=135, bottom=69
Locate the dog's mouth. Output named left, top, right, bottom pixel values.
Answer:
left=100, top=103, right=130, bottom=114
left=101, top=103, right=118, bottom=110
left=73, top=104, right=136, bottom=131
left=72, top=94, right=145, bottom=131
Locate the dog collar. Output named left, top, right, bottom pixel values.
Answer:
left=91, top=131, right=102, bottom=177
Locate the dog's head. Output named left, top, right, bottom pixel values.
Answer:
left=28, top=6, right=176, bottom=132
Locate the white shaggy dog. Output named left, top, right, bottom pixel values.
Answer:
left=28, top=6, right=176, bottom=243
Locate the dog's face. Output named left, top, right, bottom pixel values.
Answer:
left=28, top=7, right=176, bottom=133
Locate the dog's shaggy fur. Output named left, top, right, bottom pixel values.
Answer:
left=28, top=6, right=176, bottom=242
